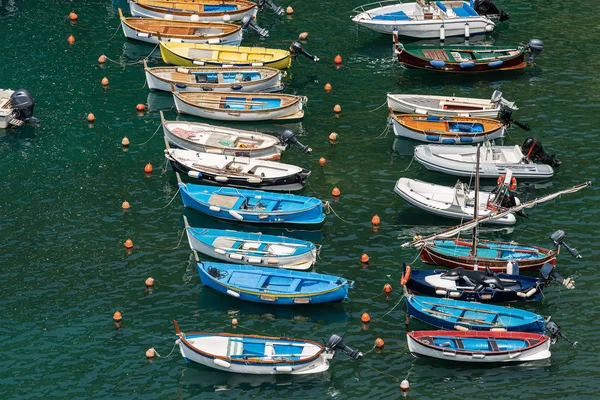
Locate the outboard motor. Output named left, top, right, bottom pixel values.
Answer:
left=280, top=129, right=311, bottom=154
left=540, top=262, right=575, bottom=290
left=241, top=15, right=269, bottom=37
left=10, top=89, right=39, bottom=125
left=326, top=334, right=362, bottom=359
left=258, top=0, right=284, bottom=16
left=546, top=320, right=577, bottom=347
left=521, top=137, right=561, bottom=167
left=527, top=39, right=544, bottom=63
left=499, top=108, right=530, bottom=131
left=550, top=230, right=582, bottom=259
left=473, top=0, right=509, bottom=21
left=289, top=41, right=319, bottom=62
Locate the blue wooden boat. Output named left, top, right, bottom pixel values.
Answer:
left=195, top=255, right=353, bottom=305
left=184, top=215, right=318, bottom=270
left=178, top=175, right=326, bottom=225
left=405, top=294, right=547, bottom=333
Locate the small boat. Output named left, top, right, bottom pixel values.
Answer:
left=173, top=91, right=306, bottom=122
left=0, top=88, right=38, bottom=128
left=394, top=177, right=520, bottom=225
left=174, top=320, right=362, bottom=374
left=161, top=111, right=286, bottom=161
left=177, top=179, right=326, bottom=224
left=159, top=40, right=318, bottom=69
left=390, top=114, right=505, bottom=144
left=144, top=60, right=283, bottom=93
left=118, top=8, right=243, bottom=45
left=352, top=0, right=504, bottom=38
left=184, top=215, right=318, bottom=270
left=405, top=293, right=547, bottom=333
left=414, top=138, right=560, bottom=179
left=128, top=0, right=257, bottom=22
left=387, top=91, right=517, bottom=118
left=407, top=330, right=552, bottom=362
left=393, top=31, right=544, bottom=73
left=166, top=147, right=310, bottom=191
left=195, top=255, right=353, bottom=305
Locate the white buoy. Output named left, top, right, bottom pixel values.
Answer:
left=223, top=14, right=231, bottom=22
left=439, top=25, right=445, bottom=42
left=464, top=22, right=470, bottom=39
left=190, top=13, right=200, bottom=22
left=164, top=13, right=174, bottom=21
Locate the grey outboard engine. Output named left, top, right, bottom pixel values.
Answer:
left=326, top=334, right=362, bottom=359
left=521, top=137, right=561, bottom=167
left=280, top=129, right=311, bottom=154
left=10, top=89, right=39, bottom=125
left=241, top=15, right=269, bottom=37
left=527, top=39, right=544, bottom=63
left=258, top=0, right=284, bottom=16
left=550, top=230, right=581, bottom=259
left=289, top=41, right=319, bottom=62
left=546, top=320, right=577, bottom=347
left=540, top=262, right=575, bottom=290
left=473, top=0, right=509, bottom=21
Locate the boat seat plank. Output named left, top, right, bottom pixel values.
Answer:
left=161, top=27, right=196, bottom=35
left=208, top=193, right=241, bottom=208
left=422, top=49, right=450, bottom=61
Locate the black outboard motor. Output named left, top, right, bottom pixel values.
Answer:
left=550, top=230, right=582, bottom=259
left=10, top=89, right=39, bottom=125
left=527, top=39, right=544, bottom=63
left=280, top=129, right=311, bottom=154
left=521, top=137, right=561, bottom=167
left=473, top=0, right=509, bottom=21
left=499, top=109, right=530, bottom=131
left=326, top=334, right=362, bottom=359
left=241, top=15, right=269, bottom=37
left=258, top=0, right=284, bottom=16
left=540, top=262, right=575, bottom=290
left=546, top=320, right=577, bottom=347
left=289, top=41, right=319, bottom=62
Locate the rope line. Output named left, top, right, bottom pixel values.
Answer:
left=324, top=201, right=350, bottom=223
left=161, top=187, right=181, bottom=209
left=154, top=341, right=178, bottom=359
left=137, top=123, right=163, bottom=146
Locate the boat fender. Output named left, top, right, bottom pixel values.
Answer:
left=480, top=294, right=492, bottom=300
left=525, top=288, right=537, bottom=297
left=247, top=257, right=262, bottom=264
left=176, top=67, right=190, bottom=74
left=170, top=38, right=183, bottom=43
left=206, top=148, right=222, bottom=154
left=214, top=358, right=232, bottom=368
left=517, top=291, right=527, bottom=298
left=508, top=352, right=522, bottom=359
left=460, top=61, right=475, bottom=68
left=449, top=291, right=461, bottom=298
left=454, top=325, right=469, bottom=332
left=414, top=108, right=427, bottom=115
left=258, top=213, right=269, bottom=219
left=442, top=139, right=455, bottom=144
left=188, top=171, right=202, bottom=178
left=266, top=258, right=279, bottom=265
left=400, top=265, right=411, bottom=285
left=175, top=83, right=187, bottom=89
left=208, top=38, right=220, bottom=44
left=430, top=60, right=445, bottom=68
left=488, top=60, right=503, bottom=68
left=274, top=366, right=293, bottom=372
left=214, top=248, right=227, bottom=255
left=222, top=64, right=234, bottom=68
left=293, top=298, right=310, bottom=304
left=497, top=174, right=517, bottom=191
left=209, top=205, right=221, bottom=212
left=136, top=32, right=151, bottom=38
left=229, top=210, right=244, bottom=221
left=192, top=60, right=205, bottom=66
left=226, top=289, right=241, bottom=298
left=435, top=289, right=447, bottom=296
left=426, top=135, right=440, bottom=142
left=229, top=253, right=244, bottom=260
left=247, top=177, right=262, bottom=183
left=471, top=353, right=485, bottom=359
left=459, top=137, right=473, bottom=142
left=442, top=352, right=456, bottom=357
left=215, top=176, right=229, bottom=182
left=231, top=85, right=243, bottom=91
left=490, top=328, right=507, bottom=332
left=252, top=62, right=264, bottom=67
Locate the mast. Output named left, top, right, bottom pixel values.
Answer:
left=471, top=144, right=480, bottom=256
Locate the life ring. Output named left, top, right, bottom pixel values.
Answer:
left=400, top=265, right=412, bottom=286
left=497, top=175, right=517, bottom=191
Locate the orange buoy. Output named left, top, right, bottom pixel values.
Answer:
left=144, top=163, right=153, bottom=174
left=145, top=277, right=155, bottom=287
left=145, top=348, right=155, bottom=358
left=360, top=253, right=369, bottom=263
left=101, top=77, right=109, bottom=86
left=122, top=201, right=130, bottom=209
left=375, top=338, right=385, bottom=348
left=361, top=312, right=371, bottom=323
left=334, top=54, right=342, bottom=64
left=67, top=35, right=75, bottom=44
left=232, top=318, right=238, bottom=326
left=286, top=6, right=294, bottom=14
left=87, top=113, right=95, bottom=122
left=332, top=187, right=340, bottom=197
left=98, top=54, right=106, bottom=64
left=113, top=310, right=123, bottom=322
left=333, top=104, right=341, bottom=113
left=298, top=32, right=308, bottom=40
left=400, top=379, right=410, bottom=392
left=319, top=157, right=326, bottom=166
left=383, top=283, right=392, bottom=294
left=329, top=132, right=338, bottom=141
left=371, top=214, right=381, bottom=226
left=124, top=239, right=134, bottom=249
left=69, top=12, right=78, bottom=20
left=136, top=103, right=146, bottom=111
left=122, top=137, right=130, bottom=147
left=324, top=83, right=332, bottom=92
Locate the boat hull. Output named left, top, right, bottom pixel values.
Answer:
left=386, top=93, right=503, bottom=118
left=357, top=18, right=493, bottom=38
left=391, top=115, right=504, bottom=144
left=129, top=0, right=257, bottom=23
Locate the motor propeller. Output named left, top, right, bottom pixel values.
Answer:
left=326, top=334, right=362, bottom=359
left=241, top=15, right=269, bottom=37
left=289, top=41, right=319, bottom=62
left=257, top=0, right=285, bottom=16
left=280, top=129, right=311, bottom=154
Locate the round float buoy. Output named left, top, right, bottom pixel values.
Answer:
left=87, top=113, right=95, bottom=122
left=361, top=312, right=371, bottom=323
left=122, top=201, right=130, bottom=210
left=124, top=239, right=133, bottom=249
left=375, top=338, right=385, bottom=348
left=324, top=83, right=332, bottom=92
left=400, top=379, right=410, bottom=392
left=383, top=283, right=392, bottom=294
left=319, top=157, right=326, bottom=166
left=69, top=12, right=78, bottom=21
left=334, top=54, right=342, bottom=64
left=371, top=214, right=381, bottom=226
left=146, top=348, right=155, bottom=358
left=145, top=277, right=155, bottom=287
left=67, top=35, right=75, bottom=44
left=190, top=13, right=200, bottom=22
left=101, top=77, right=109, bottom=86
left=333, top=104, right=341, bottom=113
left=222, top=14, right=231, bottom=22
left=329, top=132, right=338, bottom=141
left=232, top=318, right=238, bottom=326
left=360, top=253, right=369, bottom=263
left=136, top=104, right=146, bottom=112
left=332, top=187, right=340, bottom=196
left=144, top=163, right=153, bottom=174
left=122, top=137, right=130, bottom=147
left=98, top=54, right=106, bottom=64
left=286, top=6, right=294, bottom=14
left=298, top=32, right=308, bottom=40
left=164, top=13, right=174, bottom=21
left=113, top=310, right=123, bottom=322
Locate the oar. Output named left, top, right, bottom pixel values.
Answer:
left=420, top=308, right=493, bottom=326
left=421, top=300, right=503, bottom=317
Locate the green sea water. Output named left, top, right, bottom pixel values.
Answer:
left=1, top=0, right=599, bottom=399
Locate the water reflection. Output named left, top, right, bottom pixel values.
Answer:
left=122, top=40, right=162, bottom=63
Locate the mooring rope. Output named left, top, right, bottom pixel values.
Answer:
left=323, top=201, right=349, bottom=223
left=378, top=295, right=405, bottom=321
left=136, top=123, right=162, bottom=146
left=154, top=341, right=178, bottom=359
left=161, top=187, right=181, bottom=209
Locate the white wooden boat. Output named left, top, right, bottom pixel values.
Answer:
left=161, top=111, right=285, bottom=160
left=391, top=114, right=505, bottom=144
left=144, top=60, right=283, bottom=93
left=118, top=8, right=243, bottom=46
left=352, top=0, right=497, bottom=38
left=414, top=140, right=558, bottom=179
left=128, top=0, right=257, bottom=22
left=394, top=177, right=519, bottom=225
left=173, top=91, right=306, bottom=122
left=387, top=91, right=517, bottom=118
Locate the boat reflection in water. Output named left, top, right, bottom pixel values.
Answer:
left=122, top=40, right=163, bottom=63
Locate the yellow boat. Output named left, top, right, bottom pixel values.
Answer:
left=159, top=41, right=294, bottom=69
